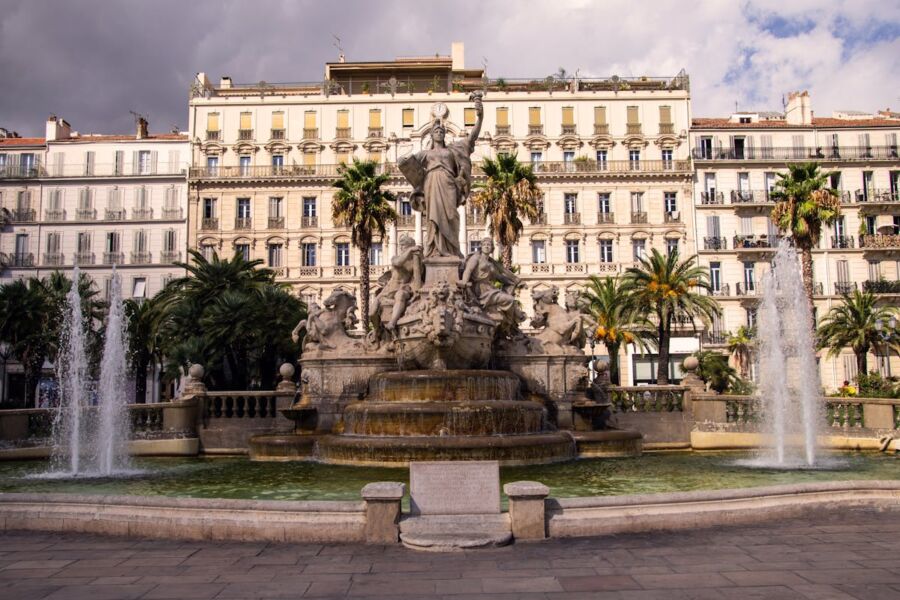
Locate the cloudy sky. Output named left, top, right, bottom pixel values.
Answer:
left=1, top=0, right=897, bottom=137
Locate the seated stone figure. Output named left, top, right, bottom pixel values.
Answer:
left=369, top=234, right=424, bottom=340
left=459, top=238, right=523, bottom=330
left=292, top=289, right=361, bottom=353
left=530, top=286, right=585, bottom=354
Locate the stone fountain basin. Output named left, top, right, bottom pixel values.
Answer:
left=342, top=400, right=546, bottom=436
left=367, top=370, right=521, bottom=403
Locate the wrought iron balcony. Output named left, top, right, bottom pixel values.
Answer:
left=75, top=208, right=97, bottom=220
left=268, top=217, right=285, bottom=229
left=74, top=252, right=95, bottom=266
left=2, top=253, right=34, bottom=267
left=735, top=282, right=757, bottom=296
left=44, top=209, right=66, bottom=221
left=859, top=234, right=900, bottom=249
left=206, top=130, right=221, bottom=141
left=700, top=191, right=724, bottom=205
left=396, top=214, right=414, bottom=227
left=855, top=188, right=899, bottom=203
left=303, top=128, right=319, bottom=140
left=831, top=235, right=854, bottom=249
left=161, top=207, right=183, bottom=220
left=631, top=211, right=648, bottom=224
left=730, top=190, right=771, bottom=204
left=301, top=215, right=318, bottom=228
left=104, top=209, right=126, bottom=221
left=528, top=125, right=544, bottom=136
left=701, top=330, right=728, bottom=345
left=564, top=212, right=581, bottom=225
left=834, top=281, right=857, bottom=295
left=9, top=208, right=35, bottom=222
left=596, top=212, right=614, bottom=224
left=664, top=211, right=681, bottom=223
left=626, top=124, right=642, bottom=135
left=237, top=129, right=254, bottom=141
left=130, top=252, right=152, bottom=265
left=495, top=125, right=510, bottom=135
left=43, top=253, right=64, bottom=266
left=863, top=280, right=900, bottom=294
left=132, top=208, right=153, bottom=220
left=708, top=283, right=730, bottom=297
left=160, top=250, right=181, bottom=264
left=561, top=124, right=576, bottom=135
left=658, top=123, right=675, bottom=135
left=103, top=252, right=124, bottom=265
left=0, top=162, right=45, bottom=178
left=466, top=212, right=486, bottom=226
left=367, top=127, right=383, bottom=138
left=335, top=127, right=351, bottom=139
left=529, top=213, right=547, bottom=225
left=270, top=128, right=285, bottom=140
left=703, top=237, right=727, bottom=251
left=733, top=235, right=776, bottom=250
left=594, top=123, right=609, bottom=135
left=234, top=217, right=252, bottom=230
left=201, top=217, right=219, bottom=231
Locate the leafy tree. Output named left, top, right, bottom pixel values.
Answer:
left=769, top=162, right=841, bottom=306
left=726, top=325, right=755, bottom=379
left=470, top=154, right=542, bottom=269
left=622, top=249, right=720, bottom=384
left=124, top=296, right=163, bottom=403
left=332, top=158, right=397, bottom=326
left=693, top=350, right=737, bottom=394
left=580, top=275, right=654, bottom=385
left=817, top=290, right=899, bottom=377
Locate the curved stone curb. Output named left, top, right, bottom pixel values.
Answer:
left=547, top=480, right=900, bottom=538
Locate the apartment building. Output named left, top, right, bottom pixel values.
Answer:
left=188, top=43, right=696, bottom=383
left=0, top=116, right=190, bottom=300
left=691, top=91, right=900, bottom=388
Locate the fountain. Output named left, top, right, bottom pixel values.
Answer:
left=753, top=244, right=822, bottom=467
left=250, top=94, right=637, bottom=466
left=47, top=269, right=133, bottom=476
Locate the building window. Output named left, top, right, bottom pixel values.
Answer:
left=596, top=149, right=608, bottom=169
left=402, top=108, right=414, bottom=128
left=237, top=198, right=251, bottom=219
left=336, top=242, right=350, bottom=266
left=268, top=244, right=283, bottom=267
left=661, top=148, right=673, bottom=168
left=239, top=155, right=251, bottom=175
left=598, top=193, right=611, bottom=215
left=203, top=198, right=217, bottom=219
left=399, top=198, right=412, bottom=216
left=710, top=262, right=721, bottom=292
left=531, top=240, right=546, bottom=264
left=464, top=108, right=476, bottom=127
left=746, top=308, right=757, bottom=329
left=200, top=245, right=214, bottom=261
left=370, top=243, right=383, bottom=266
left=743, top=261, right=756, bottom=292
left=666, top=238, right=679, bottom=256
left=302, top=243, right=317, bottom=266
left=272, top=154, right=284, bottom=168
left=632, top=239, right=646, bottom=262
left=599, top=239, right=613, bottom=263
left=530, top=151, right=542, bottom=166
left=235, top=244, right=250, bottom=260
left=664, top=191, right=678, bottom=215
left=469, top=239, right=482, bottom=254
left=132, top=278, right=146, bottom=299
left=303, top=197, right=317, bottom=218
left=138, top=151, right=151, bottom=175
left=564, top=193, right=577, bottom=215
left=206, top=156, right=218, bottom=174
left=565, top=239, right=580, bottom=263
left=269, top=196, right=282, bottom=219
left=563, top=150, right=575, bottom=166
left=628, top=149, right=640, bottom=170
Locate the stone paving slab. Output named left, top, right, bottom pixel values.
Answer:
left=0, top=506, right=898, bottom=599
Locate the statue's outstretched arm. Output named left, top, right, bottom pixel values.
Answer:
left=468, top=94, right=484, bottom=153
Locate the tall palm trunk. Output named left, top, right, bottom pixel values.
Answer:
left=656, top=314, right=671, bottom=385
left=134, top=357, right=148, bottom=403
left=800, top=245, right=815, bottom=312
left=605, top=341, right=621, bottom=385
left=500, top=243, right=513, bottom=270
left=359, top=243, right=370, bottom=330
left=856, top=347, right=868, bottom=378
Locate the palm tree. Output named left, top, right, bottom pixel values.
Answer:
left=470, top=154, right=542, bottom=269
left=622, top=249, right=720, bottom=385
left=580, top=275, right=654, bottom=385
left=817, top=290, right=899, bottom=377
left=769, top=162, right=841, bottom=306
left=332, top=158, right=397, bottom=325
left=726, top=325, right=754, bottom=379
left=0, top=279, right=51, bottom=406
left=124, top=295, right=163, bottom=403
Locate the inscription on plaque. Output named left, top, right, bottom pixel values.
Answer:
left=409, top=460, right=500, bottom=515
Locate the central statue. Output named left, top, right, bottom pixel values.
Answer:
left=398, top=93, right=483, bottom=258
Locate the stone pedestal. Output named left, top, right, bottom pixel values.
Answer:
left=361, top=482, right=405, bottom=544
left=423, top=256, right=461, bottom=286
left=504, top=481, right=549, bottom=540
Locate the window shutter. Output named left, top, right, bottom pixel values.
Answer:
left=150, top=151, right=158, bottom=174
left=304, top=111, right=317, bottom=129
left=659, top=105, right=672, bottom=123
left=368, top=109, right=381, bottom=128
left=240, top=112, right=252, bottom=130
left=114, top=150, right=124, bottom=175
left=168, top=150, right=179, bottom=172
left=496, top=107, right=509, bottom=127
left=207, top=113, right=219, bottom=132
left=562, top=107, right=574, bottom=126
left=132, top=151, right=139, bottom=175
left=337, top=110, right=349, bottom=128
left=528, top=107, right=541, bottom=126
left=336, top=151, right=349, bottom=164
left=402, top=109, right=414, bottom=127
left=464, top=108, right=476, bottom=126
left=53, top=152, right=64, bottom=176
left=594, top=106, right=606, bottom=124
left=85, top=151, right=95, bottom=175
left=626, top=106, right=639, bottom=124
left=303, top=152, right=316, bottom=166
left=272, top=111, right=284, bottom=130
left=707, top=215, right=721, bottom=238
left=108, top=187, right=119, bottom=209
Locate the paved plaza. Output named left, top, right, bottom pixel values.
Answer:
left=0, top=507, right=898, bottom=599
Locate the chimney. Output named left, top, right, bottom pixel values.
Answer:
left=220, top=76, right=232, bottom=89
left=785, top=91, right=812, bottom=125
left=45, top=115, right=72, bottom=141
left=136, top=116, right=149, bottom=139
left=451, top=42, right=465, bottom=71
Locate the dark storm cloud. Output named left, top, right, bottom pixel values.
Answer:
left=0, top=1, right=897, bottom=137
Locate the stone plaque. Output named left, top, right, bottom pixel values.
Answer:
left=409, top=460, right=500, bottom=515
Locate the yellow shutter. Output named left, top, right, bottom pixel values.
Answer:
left=402, top=109, right=414, bottom=127
left=496, top=107, right=509, bottom=127
left=304, top=111, right=317, bottom=129
left=369, top=109, right=381, bottom=128
left=659, top=105, right=672, bottom=123
left=627, top=106, right=639, bottom=124
left=528, top=107, right=541, bottom=126
left=336, top=151, right=350, bottom=164
left=207, top=113, right=219, bottom=131
left=369, top=151, right=382, bottom=163
left=303, top=152, right=316, bottom=166
left=562, top=107, right=574, bottom=126
left=240, top=112, right=251, bottom=130
left=594, top=106, right=606, bottom=124
left=464, top=108, right=476, bottom=126
left=271, top=111, right=284, bottom=129
left=337, top=110, right=349, bottom=128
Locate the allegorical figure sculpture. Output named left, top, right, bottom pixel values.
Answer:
left=531, top=286, right=586, bottom=353
left=398, top=93, right=483, bottom=258
left=292, top=289, right=360, bottom=353
left=460, top=238, right=522, bottom=328
left=370, top=234, right=424, bottom=339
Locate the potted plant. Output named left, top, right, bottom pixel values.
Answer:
left=361, top=82, right=370, bottom=95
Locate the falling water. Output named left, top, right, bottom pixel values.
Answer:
left=45, top=269, right=133, bottom=477
left=754, top=244, right=821, bottom=467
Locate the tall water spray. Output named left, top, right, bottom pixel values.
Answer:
left=49, top=269, right=132, bottom=476
left=755, top=244, right=821, bottom=466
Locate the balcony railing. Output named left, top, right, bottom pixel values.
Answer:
left=303, top=128, right=319, bottom=140
left=736, top=282, right=757, bottom=296
left=730, top=190, right=771, bottom=204
left=708, top=283, right=730, bottom=297
left=132, top=208, right=153, bottom=220
left=43, top=253, right=64, bottom=266
left=466, top=213, right=486, bottom=226
left=396, top=214, right=414, bottom=227
left=74, top=252, right=95, bottom=266
left=863, top=280, right=900, bottom=294
left=528, top=125, right=544, bottom=136
left=822, top=145, right=899, bottom=160
left=335, top=127, right=351, bottom=139
left=130, top=252, right=152, bottom=265
left=105, top=209, right=126, bottom=221
left=103, top=252, right=124, bottom=265
left=658, top=123, right=675, bottom=135
left=301, top=215, right=318, bottom=228
left=44, top=209, right=66, bottom=221
left=1, top=253, right=35, bottom=267
left=367, top=127, right=383, bottom=138
left=733, top=235, right=776, bottom=250
left=626, top=124, right=642, bottom=135
left=161, top=207, right=183, bottom=220
left=813, top=282, right=824, bottom=295
left=859, top=234, right=900, bottom=249
left=268, top=217, right=285, bottom=229
left=664, top=211, right=681, bottom=223
left=528, top=213, right=547, bottom=225
left=593, top=123, right=609, bottom=135
left=561, top=124, right=576, bottom=135
left=237, top=129, right=254, bottom=141
left=333, top=265, right=355, bottom=277
left=831, top=235, right=854, bottom=249
left=0, top=163, right=45, bottom=178
left=563, top=212, right=581, bottom=225
left=700, top=191, right=724, bottom=205
left=693, top=145, right=900, bottom=161
left=75, top=208, right=97, bottom=220
left=495, top=125, right=510, bottom=135
left=160, top=250, right=181, bottom=264
left=296, top=266, right=321, bottom=278
left=702, top=331, right=728, bottom=345
left=234, top=217, right=252, bottom=230
left=703, top=237, right=727, bottom=251
left=270, top=128, right=285, bottom=140
left=596, top=212, right=614, bottom=224
left=856, top=189, right=899, bottom=203
left=201, top=217, right=219, bottom=231
left=564, top=262, right=586, bottom=273
left=206, top=130, right=221, bottom=141
left=834, top=281, right=857, bottom=295
left=631, top=211, right=647, bottom=224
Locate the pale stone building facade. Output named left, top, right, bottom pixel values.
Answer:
left=188, top=43, right=696, bottom=384
left=691, top=92, right=900, bottom=388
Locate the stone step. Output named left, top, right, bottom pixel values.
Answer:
left=399, top=513, right=512, bottom=551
